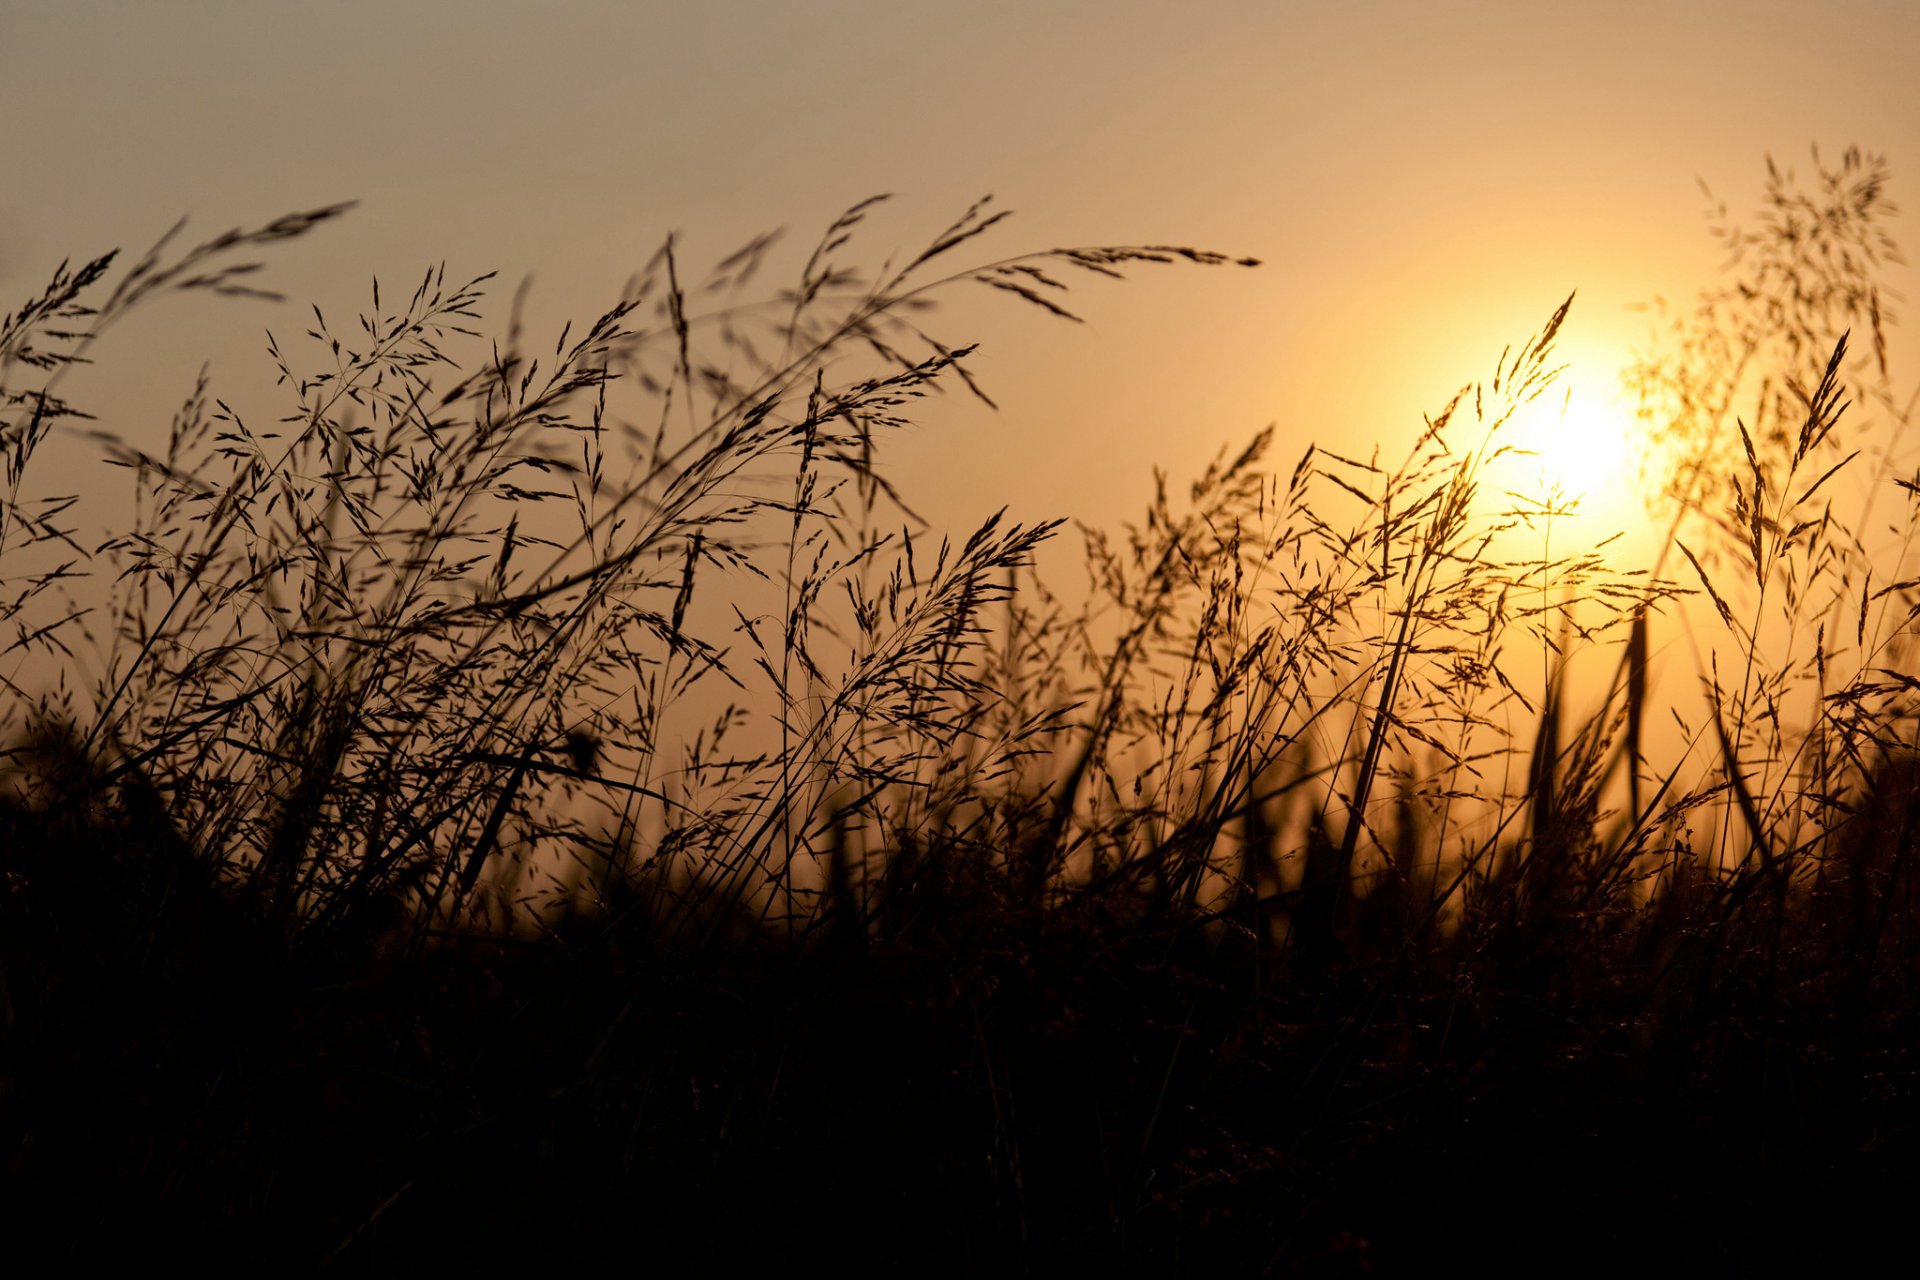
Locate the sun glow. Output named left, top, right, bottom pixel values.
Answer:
left=1481, top=372, right=1657, bottom=560
left=1513, top=388, right=1629, bottom=502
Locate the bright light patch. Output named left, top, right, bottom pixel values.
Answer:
left=1516, top=392, right=1627, bottom=501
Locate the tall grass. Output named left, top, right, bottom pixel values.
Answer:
left=3, top=157, right=1917, bottom=1273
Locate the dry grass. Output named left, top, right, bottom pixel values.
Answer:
left=3, top=156, right=1917, bottom=1273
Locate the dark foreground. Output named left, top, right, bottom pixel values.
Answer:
left=5, top=783, right=1917, bottom=1277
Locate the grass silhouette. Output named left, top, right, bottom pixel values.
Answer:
left=3, top=156, right=1917, bottom=1273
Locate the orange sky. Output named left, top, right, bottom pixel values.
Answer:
left=7, top=0, right=1919, bottom=562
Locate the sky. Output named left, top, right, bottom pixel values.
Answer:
left=7, top=0, right=1920, bottom=568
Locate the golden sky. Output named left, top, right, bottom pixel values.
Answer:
left=7, top=0, right=1919, bottom=554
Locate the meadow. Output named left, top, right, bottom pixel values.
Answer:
left=3, top=151, right=1917, bottom=1272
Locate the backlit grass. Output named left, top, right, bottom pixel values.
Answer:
left=3, top=153, right=1916, bottom=1273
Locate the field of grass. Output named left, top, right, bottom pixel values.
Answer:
left=4, top=152, right=1918, bottom=1273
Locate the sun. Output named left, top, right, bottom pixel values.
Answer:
left=1512, top=388, right=1629, bottom=503
left=1484, top=377, right=1651, bottom=554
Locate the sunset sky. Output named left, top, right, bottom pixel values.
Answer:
left=7, top=0, right=1919, bottom=559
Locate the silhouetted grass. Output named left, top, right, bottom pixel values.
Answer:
left=3, top=158, right=1918, bottom=1273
